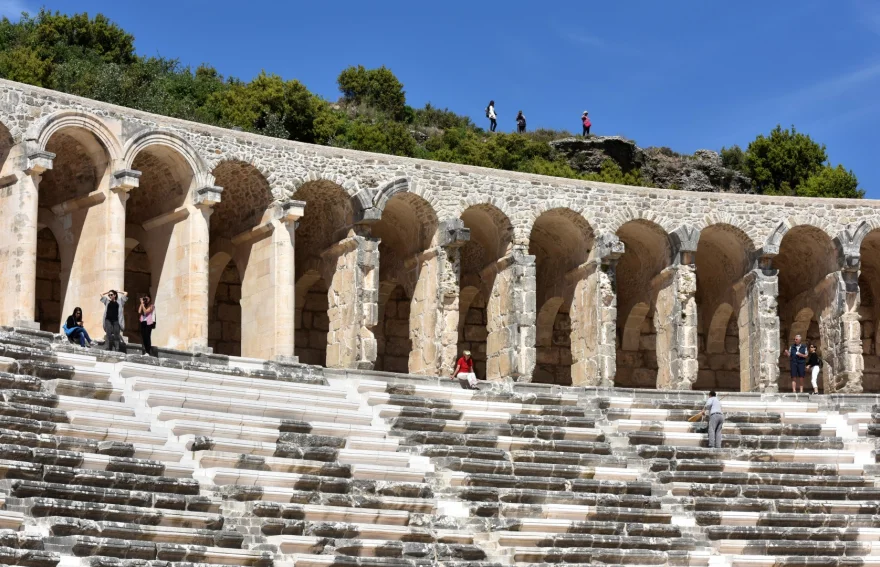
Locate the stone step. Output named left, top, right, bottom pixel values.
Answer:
left=366, top=392, right=588, bottom=416
left=496, top=531, right=696, bottom=550
left=696, top=511, right=880, bottom=527
left=377, top=405, right=596, bottom=428
left=493, top=503, right=670, bottom=522
left=605, top=409, right=830, bottom=424
left=218, top=481, right=432, bottom=503
left=709, top=524, right=880, bottom=541
left=5, top=479, right=216, bottom=512
left=670, top=483, right=880, bottom=500
left=193, top=451, right=354, bottom=477
left=389, top=418, right=603, bottom=441
left=44, top=517, right=243, bottom=547
left=715, top=539, right=877, bottom=556
left=358, top=381, right=579, bottom=406
left=0, top=427, right=176, bottom=461
left=659, top=471, right=872, bottom=487
left=397, top=432, right=611, bottom=453
left=165, top=417, right=385, bottom=443
left=285, top=553, right=502, bottom=567
left=628, top=431, right=844, bottom=449
left=457, top=487, right=660, bottom=507
left=0, top=373, right=44, bottom=392
left=0, top=460, right=200, bottom=494
left=46, top=535, right=274, bottom=566
left=141, top=391, right=370, bottom=425
left=690, top=497, right=880, bottom=515
left=187, top=440, right=411, bottom=468
left=419, top=445, right=627, bottom=467
left=119, top=363, right=331, bottom=392
left=235, top=492, right=435, bottom=514
left=657, top=459, right=863, bottom=475
left=616, top=419, right=835, bottom=437
left=0, top=510, right=23, bottom=529
left=726, top=555, right=880, bottom=567
left=0, top=546, right=59, bottom=567
left=179, top=434, right=401, bottom=461
left=0, top=445, right=191, bottom=478
left=249, top=501, right=411, bottom=525
left=198, top=467, right=425, bottom=490
left=19, top=496, right=223, bottom=528
left=43, top=380, right=122, bottom=402
left=498, top=517, right=679, bottom=534
left=440, top=459, right=634, bottom=481
left=266, top=521, right=474, bottom=542
left=601, top=397, right=819, bottom=413
left=455, top=475, right=651, bottom=494
left=128, top=376, right=351, bottom=405
left=637, top=445, right=856, bottom=463
left=507, top=546, right=701, bottom=564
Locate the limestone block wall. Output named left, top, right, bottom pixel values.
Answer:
left=4, top=79, right=880, bottom=391
left=35, top=228, right=62, bottom=333
left=209, top=263, right=242, bottom=356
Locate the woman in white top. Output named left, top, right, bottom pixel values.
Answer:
left=487, top=100, right=497, bottom=132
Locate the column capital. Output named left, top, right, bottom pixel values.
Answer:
left=194, top=185, right=223, bottom=207
left=278, top=199, right=305, bottom=224
left=593, top=233, right=624, bottom=265
left=25, top=150, right=54, bottom=176
left=670, top=225, right=700, bottom=265
left=436, top=218, right=470, bottom=249
left=111, top=169, right=141, bottom=193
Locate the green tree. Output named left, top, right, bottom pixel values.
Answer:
left=720, top=144, right=745, bottom=172
left=744, top=125, right=827, bottom=195
left=337, top=65, right=407, bottom=120
left=796, top=165, right=864, bottom=199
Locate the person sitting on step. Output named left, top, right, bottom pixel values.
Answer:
left=451, top=350, right=480, bottom=390
left=63, top=306, right=93, bottom=348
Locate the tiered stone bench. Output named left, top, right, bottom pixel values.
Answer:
left=2, top=327, right=880, bottom=567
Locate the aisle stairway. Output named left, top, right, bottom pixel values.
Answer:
left=0, top=326, right=877, bottom=567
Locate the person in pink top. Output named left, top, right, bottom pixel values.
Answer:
left=138, top=294, right=156, bottom=356
left=582, top=111, right=591, bottom=136
left=451, top=350, right=480, bottom=390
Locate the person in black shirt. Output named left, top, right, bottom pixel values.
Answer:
left=100, top=290, right=128, bottom=352
left=64, top=307, right=92, bottom=347
left=516, top=110, right=526, bottom=133
left=806, top=343, right=823, bottom=395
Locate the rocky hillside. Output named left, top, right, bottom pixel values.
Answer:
left=551, top=136, right=752, bottom=193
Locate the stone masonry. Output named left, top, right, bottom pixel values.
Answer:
left=2, top=79, right=880, bottom=392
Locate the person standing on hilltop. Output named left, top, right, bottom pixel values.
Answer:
left=516, top=110, right=526, bottom=133
left=582, top=111, right=591, bottom=136
left=486, top=100, right=497, bottom=132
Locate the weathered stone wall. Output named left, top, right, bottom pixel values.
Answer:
left=4, top=79, right=880, bottom=390
left=295, top=281, right=329, bottom=366
left=209, top=263, right=242, bottom=356
left=458, top=293, right=488, bottom=379
left=123, top=244, right=151, bottom=344
left=376, top=285, right=411, bottom=374
left=35, top=228, right=61, bottom=333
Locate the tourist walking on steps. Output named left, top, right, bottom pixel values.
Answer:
left=138, top=294, right=156, bottom=356
left=807, top=343, right=823, bottom=395
left=451, top=350, right=480, bottom=390
left=698, top=391, right=724, bottom=449
left=785, top=334, right=808, bottom=394
left=100, top=290, right=128, bottom=353
left=516, top=110, right=526, bottom=133
left=486, top=100, right=497, bottom=132
left=582, top=111, right=591, bottom=136
left=63, top=307, right=92, bottom=348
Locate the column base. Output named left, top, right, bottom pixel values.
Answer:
left=13, top=320, right=42, bottom=331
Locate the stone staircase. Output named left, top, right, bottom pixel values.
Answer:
left=0, top=328, right=879, bottom=567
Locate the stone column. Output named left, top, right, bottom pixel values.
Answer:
left=486, top=245, right=536, bottom=381
left=149, top=186, right=221, bottom=352
left=237, top=200, right=304, bottom=361
left=408, top=219, right=469, bottom=377
left=0, top=149, right=53, bottom=328
left=323, top=226, right=379, bottom=369
left=820, top=256, right=863, bottom=393
left=570, top=234, right=623, bottom=387
left=736, top=256, right=781, bottom=393
left=655, top=228, right=699, bottom=390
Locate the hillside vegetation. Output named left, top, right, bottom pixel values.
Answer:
left=0, top=10, right=863, bottom=198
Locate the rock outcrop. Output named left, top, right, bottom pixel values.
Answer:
left=551, top=136, right=752, bottom=193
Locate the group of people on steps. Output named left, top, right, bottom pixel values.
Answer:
left=485, top=101, right=591, bottom=135
left=62, top=291, right=157, bottom=356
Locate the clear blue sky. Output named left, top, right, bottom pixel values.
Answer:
left=5, top=0, right=880, bottom=198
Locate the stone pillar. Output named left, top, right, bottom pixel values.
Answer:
left=0, top=149, right=53, bottom=328
left=820, top=256, right=863, bottom=393
left=407, top=219, right=469, bottom=376
left=237, top=200, right=304, bottom=361
left=570, top=234, right=623, bottom=387
left=57, top=169, right=139, bottom=335
left=486, top=245, right=536, bottom=381
left=149, top=186, right=221, bottom=352
left=655, top=227, right=699, bottom=390
left=323, top=227, right=379, bottom=369
left=736, top=256, right=781, bottom=393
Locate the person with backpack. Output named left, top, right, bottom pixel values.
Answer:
left=806, top=343, right=823, bottom=394
left=582, top=111, right=591, bottom=136
left=100, top=289, right=128, bottom=352
left=486, top=100, right=497, bottom=132
left=516, top=110, right=526, bottom=133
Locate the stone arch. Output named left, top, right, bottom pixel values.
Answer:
left=614, top=219, right=672, bottom=388
left=529, top=207, right=594, bottom=385
left=373, top=191, right=440, bottom=373
left=695, top=212, right=759, bottom=253
left=210, top=160, right=273, bottom=240
left=449, top=192, right=518, bottom=235
left=763, top=216, right=838, bottom=257
left=293, top=172, right=372, bottom=221
left=27, top=110, right=123, bottom=164
left=0, top=119, right=14, bottom=178
left=123, top=130, right=208, bottom=185
left=859, top=228, right=880, bottom=391
left=606, top=206, right=678, bottom=239
left=694, top=223, right=755, bottom=391
left=774, top=224, right=841, bottom=390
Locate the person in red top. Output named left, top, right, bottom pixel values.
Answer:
left=582, top=111, right=591, bottom=136
left=451, top=350, right=479, bottom=390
